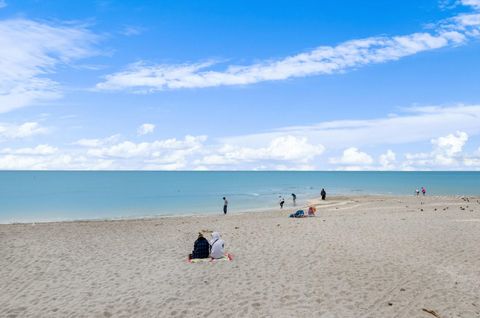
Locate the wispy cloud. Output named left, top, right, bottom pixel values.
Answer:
left=0, top=19, right=98, bottom=113
left=137, top=123, right=155, bottom=136
left=0, top=144, right=58, bottom=155
left=73, top=134, right=121, bottom=148
left=461, top=0, right=480, bottom=9
left=120, top=25, right=146, bottom=36
left=0, top=1, right=7, bottom=9
left=96, top=3, right=479, bottom=92
left=0, top=122, right=49, bottom=140
left=221, top=105, right=480, bottom=150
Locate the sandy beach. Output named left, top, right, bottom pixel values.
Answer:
left=1, top=195, right=480, bottom=318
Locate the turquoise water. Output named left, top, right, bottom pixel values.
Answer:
left=1, top=171, right=479, bottom=223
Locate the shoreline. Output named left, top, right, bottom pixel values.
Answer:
left=2, top=194, right=478, bottom=226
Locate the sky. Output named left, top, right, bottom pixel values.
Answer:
left=0, top=0, right=479, bottom=170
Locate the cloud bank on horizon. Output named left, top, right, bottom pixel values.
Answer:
left=0, top=0, right=479, bottom=170
left=1, top=104, right=479, bottom=170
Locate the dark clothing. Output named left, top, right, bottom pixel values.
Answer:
left=289, top=210, right=304, bottom=218
left=223, top=205, right=227, bottom=214
left=321, top=189, right=326, bottom=200
left=191, top=237, right=210, bottom=259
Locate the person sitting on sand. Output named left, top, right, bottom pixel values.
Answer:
left=289, top=210, right=305, bottom=218
left=210, top=232, right=225, bottom=259
left=308, top=206, right=316, bottom=216
left=189, top=232, right=210, bottom=259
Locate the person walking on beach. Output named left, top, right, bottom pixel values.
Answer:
left=415, top=188, right=420, bottom=196
left=421, top=187, right=426, bottom=196
left=321, top=188, right=326, bottom=200
left=291, top=193, right=297, bottom=206
left=279, top=196, right=285, bottom=209
left=223, top=197, right=228, bottom=215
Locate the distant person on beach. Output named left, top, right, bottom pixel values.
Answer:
left=279, top=196, right=285, bottom=209
left=321, top=188, right=326, bottom=200
left=421, top=187, right=426, bottom=196
left=223, top=197, right=228, bottom=215
left=210, top=232, right=225, bottom=259
left=189, top=232, right=210, bottom=260
left=415, top=189, right=420, bottom=196
left=291, top=193, right=297, bottom=206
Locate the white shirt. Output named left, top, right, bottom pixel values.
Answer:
left=210, top=232, right=225, bottom=259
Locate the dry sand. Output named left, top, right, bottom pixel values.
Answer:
left=1, top=195, right=480, bottom=318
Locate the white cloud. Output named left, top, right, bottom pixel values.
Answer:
left=403, top=131, right=469, bottom=168
left=0, top=19, right=98, bottom=112
left=462, top=0, right=480, bottom=9
left=96, top=31, right=467, bottom=92
left=73, top=134, right=121, bottom=147
left=0, top=1, right=6, bottom=9
left=0, top=122, right=48, bottom=140
left=87, top=135, right=207, bottom=159
left=379, top=150, right=396, bottom=169
left=196, top=135, right=324, bottom=166
left=0, top=144, right=58, bottom=155
left=0, top=153, right=114, bottom=170
left=95, top=1, right=480, bottom=92
left=137, top=123, right=155, bottom=136
left=220, top=105, right=480, bottom=152
left=330, top=147, right=373, bottom=165
left=432, top=131, right=468, bottom=156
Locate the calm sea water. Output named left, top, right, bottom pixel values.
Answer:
left=1, top=171, right=479, bottom=223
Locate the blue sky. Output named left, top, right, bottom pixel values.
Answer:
left=0, top=0, right=479, bottom=170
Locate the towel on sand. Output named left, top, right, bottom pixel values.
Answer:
left=188, top=253, right=233, bottom=263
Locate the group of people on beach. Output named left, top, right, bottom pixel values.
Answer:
left=188, top=231, right=225, bottom=260
left=278, top=189, right=326, bottom=209
left=190, top=188, right=328, bottom=259
left=415, top=187, right=427, bottom=196
left=223, top=189, right=327, bottom=213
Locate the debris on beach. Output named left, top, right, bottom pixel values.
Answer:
left=422, top=308, right=441, bottom=317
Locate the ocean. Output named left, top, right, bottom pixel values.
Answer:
left=1, top=171, right=479, bottom=224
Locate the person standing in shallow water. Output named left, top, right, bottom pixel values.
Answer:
left=421, top=187, right=426, bottom=196
left=321, top=188, right=326, bottom=200
left=223, top=197, right=228, bottom=215
left=279, top=196, right=285, bottom=209
left=291, top=193, right=297, bottom=206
